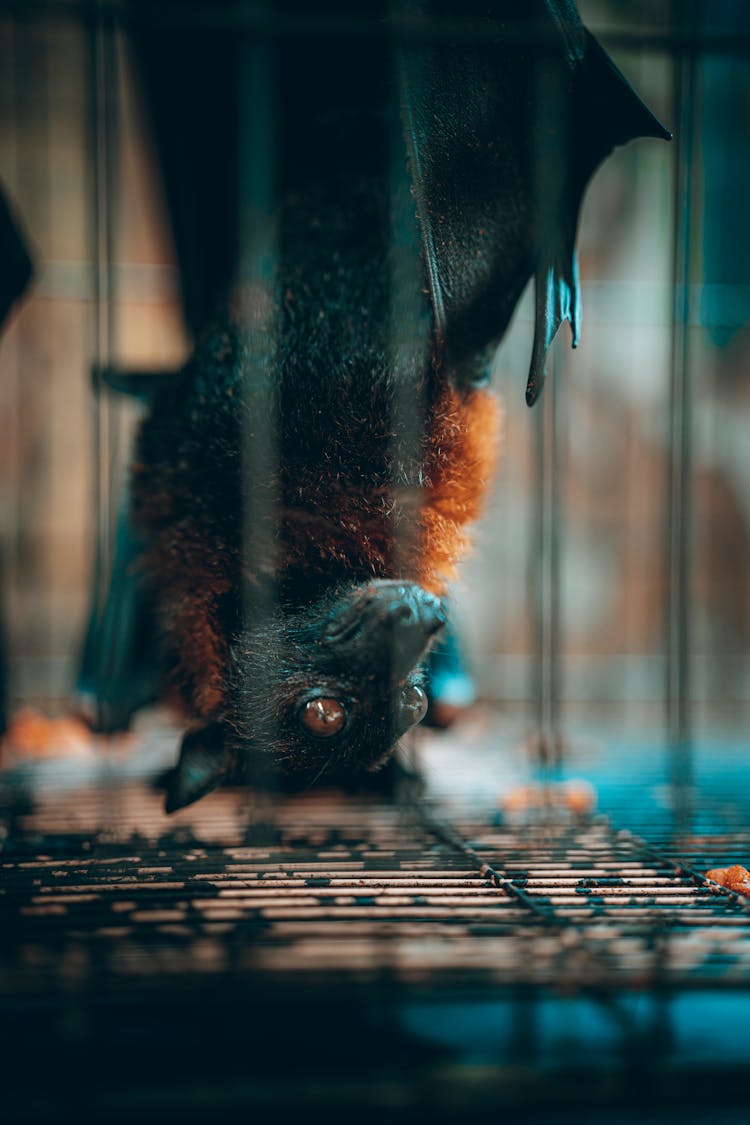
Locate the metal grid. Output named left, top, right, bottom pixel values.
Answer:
left=3, top=779, right=750, bottom=993
left=3, top=758, right=750, bottom=1120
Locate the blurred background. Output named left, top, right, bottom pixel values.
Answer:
left=0, top=0, right=748, bottom=762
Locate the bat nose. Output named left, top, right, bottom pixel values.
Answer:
left=322, top=580, right=447, bottom=675
left=382, top=585, right=445, bottom=679
left=386, top=586, right=447, bottom=636
left=375, top=584, right=447, bottom=677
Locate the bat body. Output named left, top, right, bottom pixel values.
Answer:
left=134, top=319, right=500, bottom=807
left=82, top=1, right=668, bottom=809
left=131, top=37, right=501, bottom=808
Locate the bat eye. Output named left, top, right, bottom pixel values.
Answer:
left=299, top=697, right=346, bottom=738
left=400, top=683, right=428, bottom=727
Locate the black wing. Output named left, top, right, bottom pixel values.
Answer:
left=397, top=0, right=671, bottom=403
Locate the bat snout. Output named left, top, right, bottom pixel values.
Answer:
left=323, top=580, right=447, bottom=679
left=384, top=585, right=447, bottom=637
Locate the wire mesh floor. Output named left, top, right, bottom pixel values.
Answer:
left=2, top=720, right=750, bottom=1120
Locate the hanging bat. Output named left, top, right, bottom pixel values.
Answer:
left=80, top=0, right=668, bottom=810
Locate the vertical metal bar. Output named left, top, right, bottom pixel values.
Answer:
left=88, top=0, right=118, bottom=731
left=391, top=18, right=431, bottom=776
left=548, top=356, right=563, bottom=765
left=237, top=31, right=279, bottom=799
left=530, top=352, right=563, bottom=768
left=4, top=12, right=20, bottom=717
left=390, top=32, right=429, bottom=573
left=528, top=55, right=566, bottom=772
left=666, top=3, right=697, bottom=819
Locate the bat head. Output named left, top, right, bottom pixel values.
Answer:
left=165, top=580, right=445, bottom=811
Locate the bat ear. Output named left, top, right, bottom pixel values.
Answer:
left=165, top=722, right=230, bottom=813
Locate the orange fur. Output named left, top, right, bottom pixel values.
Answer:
left=167, top=576, right=230, bottom=718
left=278, top=383, right=501, bottom=595
left=418, top=384, right=502, bottom=593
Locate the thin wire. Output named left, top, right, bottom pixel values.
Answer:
left=88, top=2, right=118, bottom=731
left=529, top=59, right=566, bottom=771
left=665, top=1, right=697, bottom=829
left=237, top=30, right=280, bottom=810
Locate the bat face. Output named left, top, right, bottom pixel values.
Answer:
left=166, top=581, right=446, bottom=811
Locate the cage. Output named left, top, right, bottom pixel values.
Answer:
left=1, top=0, right=749, bottom=1120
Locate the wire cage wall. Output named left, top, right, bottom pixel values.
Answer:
left=1, top=1, right=750, bottom=1119
left=1, top=0, right=748, bottom=761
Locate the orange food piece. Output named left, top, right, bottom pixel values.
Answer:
left=501, top=784, right=537, bottom=812
left=500, top=779, right=596, bottom=817
left=705, top=864, right=750, bottom=896
left=4, top=707, right=94, bottom=759
left=563, top=781, right=597, bottom=817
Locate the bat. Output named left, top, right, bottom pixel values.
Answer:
left=80, top=0, right=668, bottom=811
